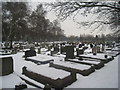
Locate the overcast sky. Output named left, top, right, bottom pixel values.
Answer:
left=2, top=0, right=113, bottom=36
left=29, top=1, right=113, bottom=37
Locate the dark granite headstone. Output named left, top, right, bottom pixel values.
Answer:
left=65, top=45, right=75, bottom=60
left=54, top=46, right=59, bottom=52
left=25, top=50, right=36, bottom=58
left=48, top=46, right=51, bottom=51
left=90, top=44, right=93, bottom=48
left=0, top=57, right=14, bottom=76
left=60, top=46, right=66, bottom=54
left=79, top=44, right=82, bottom=48
left=102, top=44, right=105, bottom=52
left=38, top=47, right=41, bottom=54
left=76, top=48, right=84, bottom=57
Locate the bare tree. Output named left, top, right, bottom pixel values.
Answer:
left=49, top=0, right=120, bottom=36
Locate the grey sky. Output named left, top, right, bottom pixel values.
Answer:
left=3, top=0, right=111, bottom=36
left=30, top=1, right=113, bottom=36
left=2, top=0, right=113, bottom=36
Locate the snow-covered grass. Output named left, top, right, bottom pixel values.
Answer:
left=0, top=72, right=26, bottom=88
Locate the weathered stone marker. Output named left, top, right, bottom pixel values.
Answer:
left=92, top=45, right=97, bottom=55
left=0, top=56, right=14, bottom=76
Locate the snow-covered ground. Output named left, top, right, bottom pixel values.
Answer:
left=67, top=55, right=119, bottom=88
left=0, top=72, right=35, bottom=89
left=0, top=48, right=119, bottom=88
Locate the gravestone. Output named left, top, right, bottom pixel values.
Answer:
left=11, top=48, right=17, bottom=54
left=83, top=46, right=88, bottom=51
left=0, top=57, right=14, bottom=76
left=76, top=48, right=84, bottom=57
left=48, top=46, right=51, bottom=51
left=38, top=47, right=41, bottom=54
left=79, top=44, right=82, bottom=48
left=97, top=46, right=101, bottom=53
left=90, top=44, right=93, bottom=48
left=60, top=46, right=66, bottom=54
left=92, top=45, right=97, bottom=55
left=25, top=47, right=36, bottom=58
left=54, top=46, right=59, bottom=52
left=101, top=44, right=105, bottom=52
left=65, top=45, right=75, bottom=60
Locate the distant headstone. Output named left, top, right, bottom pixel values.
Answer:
left=25, top=47, right=36, bottom=58
left=11, top=48, right=17, bottom=54
left=76, top=48, right=84, bottom=57
left=0, top=57, right=14, bottom=76
left=97, top=46, right=101, bottom=53
left=65, top=45, right=75, bottom=60
left=60, top=46, right=66, bottom=54
left=38, top=47, right=41, bottom=54
left=48, top=46, right=51, bottom=51
left=101, top=44, right=105, bottom=52
left=104, top=55, right=108, bottom=58
left=90, top=44, right=93, bottom=48
left=79, top=44, right=82, bottom=48
left=83, top=46, right=88, bottom=51
left=54, top=46, right=59, bottom=52
left=92, top=45, right=97, bottom=55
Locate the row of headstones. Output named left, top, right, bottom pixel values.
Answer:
left=33, top=43, right=106, bottom=56
left=52, top=44, right=105, bottom=55
left=10, top=42, right=106, bottom=54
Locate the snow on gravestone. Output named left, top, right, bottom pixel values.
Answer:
left=25, top=47, right=36, bottom=59
left=0, top=56, right=13, bottom=76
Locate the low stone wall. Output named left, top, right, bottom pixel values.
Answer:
left=49, top=62, right=95, bottom=76
left=22, top=66, right=77, bottom=89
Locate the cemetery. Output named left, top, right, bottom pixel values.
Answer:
left=0, top=40, right=119, bottom=89
left=1, top=1, right=120, bottom=89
